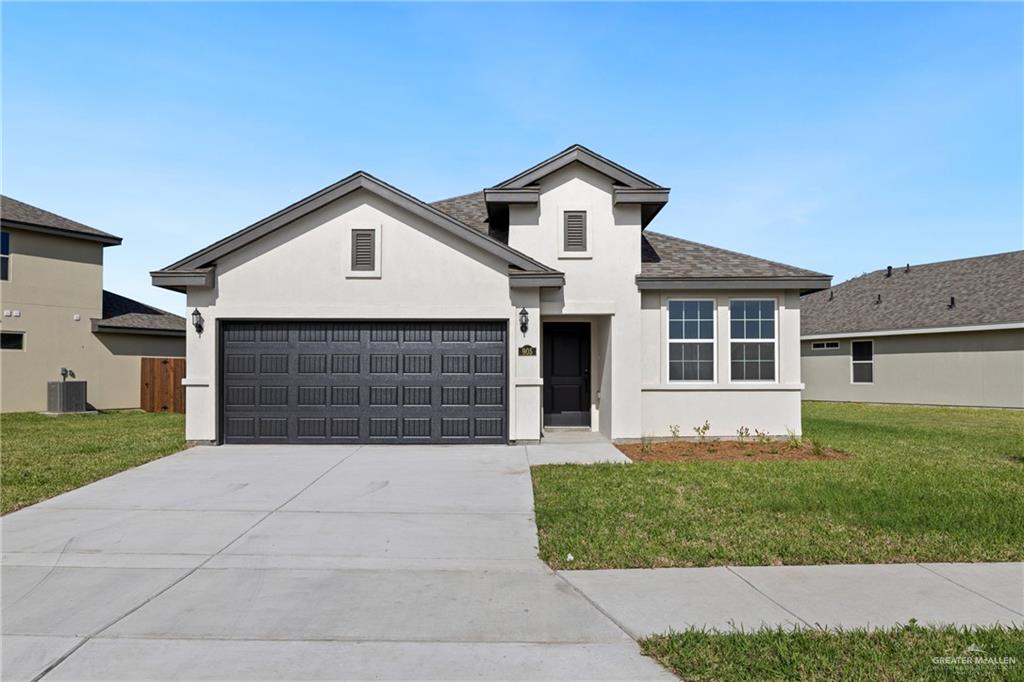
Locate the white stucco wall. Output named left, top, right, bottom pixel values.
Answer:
left=183, top=189, right=533, bottom=442
left=511, top=162, right=644, bottom=439
left=801, top=328, right=1024, bottom=408
left=638, top=289, right=804, bottom=437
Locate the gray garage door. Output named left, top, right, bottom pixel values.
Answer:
left=221, top=321, right=507, bottom=444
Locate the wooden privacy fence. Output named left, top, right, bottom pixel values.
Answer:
left=141, top=357, right=186, bottom=413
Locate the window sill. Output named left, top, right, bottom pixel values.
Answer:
left=557, top=253, right=592, bottom=260
left=345, top=272, right=382, bottom=279
left=642, top=383, right=804, bottom=392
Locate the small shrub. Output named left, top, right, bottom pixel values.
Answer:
left=693, top=420, right=711, bottom=444
left=640, top=434, right=654, bottom=455
left=736, top=426, right=751, bottom=444
left=669, top=424, right=681, bottom=439
left=785, top=428, right=801, bottom=450
left=754, top=429, right=772, bottom=445
left=810, top=439, right=826, bottom=457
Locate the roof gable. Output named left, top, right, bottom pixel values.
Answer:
left=1, top=195, right=122, bottom=245
left=157, top=172, right=555, bottom=277
left=801, top=251, right=1024, bottom=336
left=490, top=144, right=664, bottom=190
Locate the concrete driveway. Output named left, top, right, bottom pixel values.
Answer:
left=2, top=444, right=670, bottom=681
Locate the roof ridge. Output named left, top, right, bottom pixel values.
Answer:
left=846, top=250, right=1024, bottom=279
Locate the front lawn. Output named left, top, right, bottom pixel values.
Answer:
left=1, top=411, right=186, bottom=514
left=532, top=403, right=1024, bottom=568
left=640, top=624, right=1024, bottom=682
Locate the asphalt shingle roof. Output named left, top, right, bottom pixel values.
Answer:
left=430, top=191, right=827, bottom=281
left=1, top=195, right=122, bottom=243
left=641, top=231, right=828, bottom=280
left=801, top=251, right=1024, bottom=336
left=94, top=291, right=185, bottom=335
left=430, top=191, right=489, bottom=233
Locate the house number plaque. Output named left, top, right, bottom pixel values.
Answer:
left=518, top=345, right=536, bottom=357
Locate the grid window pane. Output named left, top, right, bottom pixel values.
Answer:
left=730, top=299, right=776, bottom=341
left=731, top=342, right=775, bottom=381
left=668, top=300, right=715, bottom=382
left=0, top=256, right=7, bottom=281
left=669, top=341, right=713, bottom=382
left=1, top=231, right=9, bottom=255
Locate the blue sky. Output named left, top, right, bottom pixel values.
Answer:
left=3, top=2, right=1021, bottom=312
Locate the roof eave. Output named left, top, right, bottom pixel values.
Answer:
left=159, top=173, right=552, bottom=276
left=491, top=145, right=664, bottom=190
left=151, top=267, right=216, bottom=292
left=509, top=271, right=565, bottom=288
left=90, top=319, right=186, bottom=337
left=636, top=276, right=832, bottom=293
left=1, top=219, right=123, bottom=246
left=802, top=321, right=1024, bottom=341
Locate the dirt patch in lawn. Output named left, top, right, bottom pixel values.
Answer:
left=618, top=440, right=850, bottom=462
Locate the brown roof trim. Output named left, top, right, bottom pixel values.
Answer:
left=483, top=188, right=539, bottom=204
left=636, top=275, right=832, bottom=293
left=156, top=172, right=554, bottom=277
left=509, top=271, right=565, bottom=288
left=151, top=268, right=215, bottom=292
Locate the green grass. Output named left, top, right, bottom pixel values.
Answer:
left=1, top=411, right=186, bottom=514
left=640, top=624, right=1024, bottom=682
left=532, top=403, right=1024, bottom=568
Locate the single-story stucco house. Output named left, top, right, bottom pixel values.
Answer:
left=1, top=196, right=185, bottom=412
left=801, top=251, right=1024, bottom=408
left=152, top=145, right=831, bottom=444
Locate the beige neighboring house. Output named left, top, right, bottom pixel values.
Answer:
left=1, top=196, right=185, bottom=413
left=151, top=145, right=831, bottom=445
left=801, top=252, right=1024, bottom=408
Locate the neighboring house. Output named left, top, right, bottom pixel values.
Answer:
left=801, top=252, right=1024, bottom=408
left=151, top=145, right=830, bottom=444
left=1, top=196, right=186, bottom=412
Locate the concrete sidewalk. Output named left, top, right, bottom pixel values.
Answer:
left=561, top=562, right=1024, bottom=637
left=2, top=444, right=670, bottom=681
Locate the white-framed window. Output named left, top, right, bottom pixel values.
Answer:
left=729, top=299, right=776, bottom=382
left=1, top=331, right=25, bottom=350
left=812, top=341, right=840, bottom=350
left=851, top=339, right=874, bottom=384
left=346, top=226, right=381, bottom=278
left=667, top=299, right=715, bottom=382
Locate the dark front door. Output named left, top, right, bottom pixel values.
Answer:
left=543, top=322, right=591, bottom=427
left=220, top=321, right=507, bottom=444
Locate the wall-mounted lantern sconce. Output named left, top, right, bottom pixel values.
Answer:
left=518, top=308, right=529, bottom=334
left=191, top=308, right=204, bottom=334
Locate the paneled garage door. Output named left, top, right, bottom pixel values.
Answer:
left=220, top=321, right=507, bottom=444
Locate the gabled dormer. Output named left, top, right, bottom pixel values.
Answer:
left=479, top=145, right=670, bottom=305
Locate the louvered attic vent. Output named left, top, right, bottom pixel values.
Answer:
left=351, top=229, right=375, bottom=271
left=564, top=211, right=587, bottom=252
